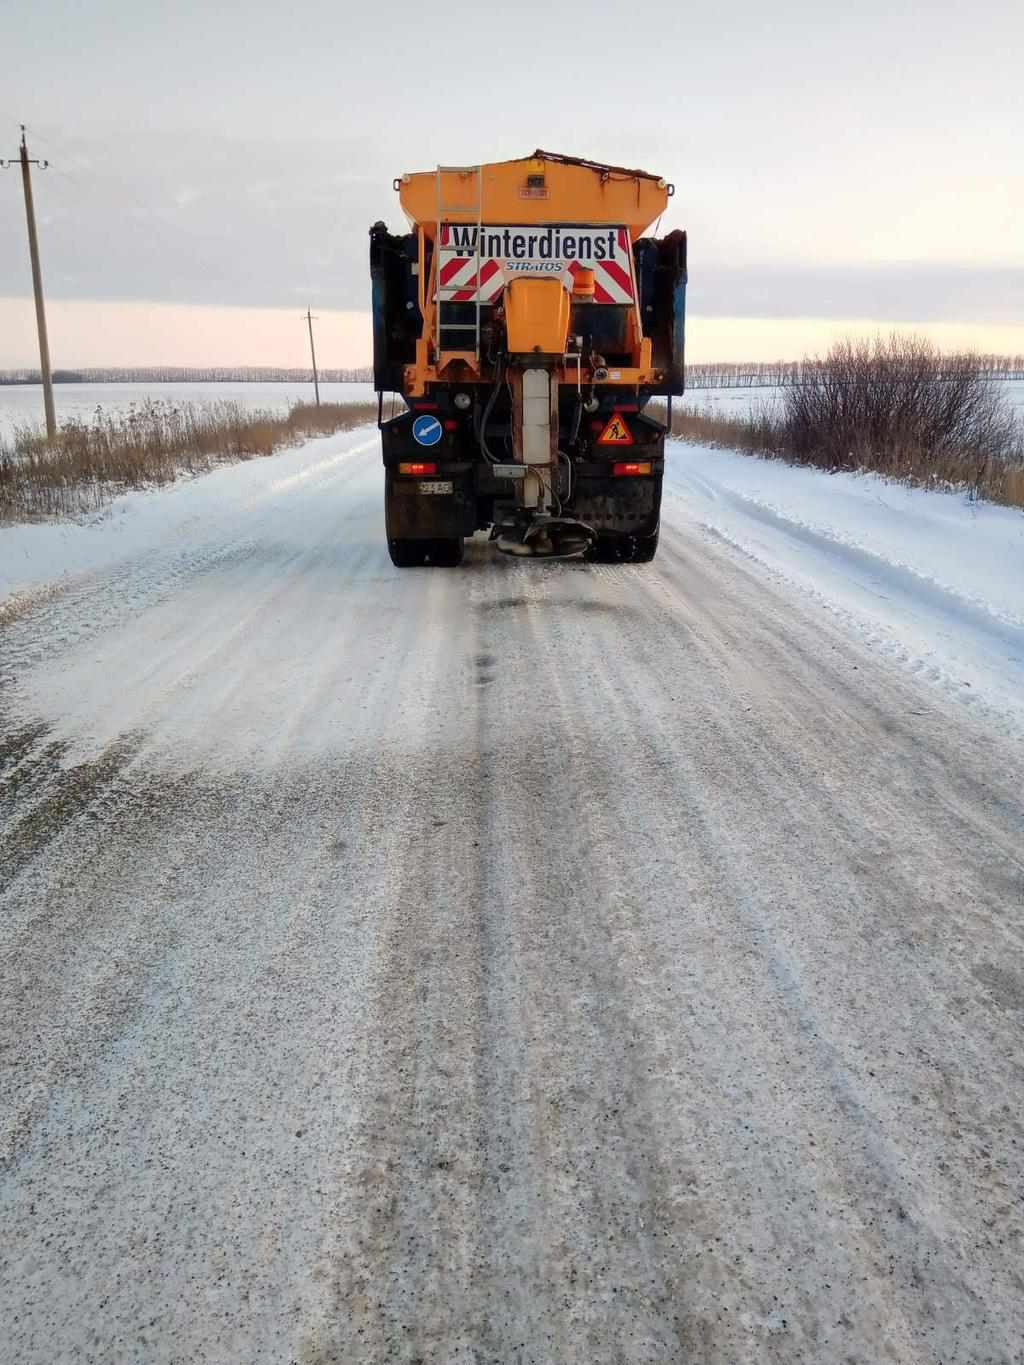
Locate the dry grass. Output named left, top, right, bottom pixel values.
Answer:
left=0, top=399, right=380, bottom=523
left=664, top=404, right=780, bottom=454
left=661, top=336, right=1024, bottom=511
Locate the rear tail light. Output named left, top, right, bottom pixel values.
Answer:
left=399, top=462, right=437, bottom=475
left=612, top=461, right=653, bottom=476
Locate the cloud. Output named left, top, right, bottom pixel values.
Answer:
left=691, top=265, right=1024, bottom=325
left=0, top=128, right=391, bottom=312
left=3, top=127, right=1021, bottom=331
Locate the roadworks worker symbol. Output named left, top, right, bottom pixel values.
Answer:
left=412, top=414, right=443, bottom=447
left=597, top=414, right=634, bottom=445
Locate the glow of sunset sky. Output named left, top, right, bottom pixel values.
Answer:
left=2, top=0, right=1021, bottom=366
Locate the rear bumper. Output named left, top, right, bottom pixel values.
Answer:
left=381, top=407, right=664, bottom=538
left=385, top=465, right=663, bottom=539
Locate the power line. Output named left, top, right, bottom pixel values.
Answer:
left=2, top=125, right=56, bottom=438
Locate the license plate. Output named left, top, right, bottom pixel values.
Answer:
left=419, top=480, right=453, bottom=495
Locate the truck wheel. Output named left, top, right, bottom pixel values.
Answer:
left=429, top=538, right=465, bottom=567
left=388, top=538, right=429, bottom=568
left=626, top=526, right=660, bottom=563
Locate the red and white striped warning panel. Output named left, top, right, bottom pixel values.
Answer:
left=437, top=224, right=636, bottom=305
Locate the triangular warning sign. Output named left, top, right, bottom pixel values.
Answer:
left=597, top=414, right=634, bottom=445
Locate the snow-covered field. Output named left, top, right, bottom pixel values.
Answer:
left=2, top=427, right=1023, bottom=1362
left=0, top=380, right=383, bottom=436
left=679, top=378, right=1024, bottom=421
left=666, top=442, right=1024, bottom=735
left=3, top=379, right=1020, bottom=440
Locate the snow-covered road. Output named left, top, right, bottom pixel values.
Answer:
left=2, top=429, right=1024, bottom=1364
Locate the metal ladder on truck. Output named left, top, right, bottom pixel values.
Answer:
left=434, top=165, right=483, bottom=366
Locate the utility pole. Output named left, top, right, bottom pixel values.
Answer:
left=2, top=127, right=56, bottom=439
left=305, top=308, right=321, bottom=407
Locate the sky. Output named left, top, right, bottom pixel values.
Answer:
left=1, top=0, right=1022, bottom=368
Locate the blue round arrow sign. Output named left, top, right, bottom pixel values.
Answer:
left=412, top=414, right=443, bottom=447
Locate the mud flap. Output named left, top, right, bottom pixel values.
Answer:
left=385, top=473, right=468, bottom=541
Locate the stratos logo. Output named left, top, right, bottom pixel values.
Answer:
left=412, top=414, right=443, bottom=447
left=437, top=223, right=636, bottom=305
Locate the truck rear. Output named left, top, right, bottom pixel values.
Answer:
left=369, top=150, right=687, bottom=565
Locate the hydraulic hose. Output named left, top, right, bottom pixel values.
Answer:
left=479, top=355, right=506, bottom=464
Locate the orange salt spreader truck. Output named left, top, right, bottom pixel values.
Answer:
left=369, top=150, right=687, bottom=565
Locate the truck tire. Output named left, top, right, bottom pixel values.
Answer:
left=429, top=537, right=465, bottom=567
left=388, top=539, right=429, bottom=568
